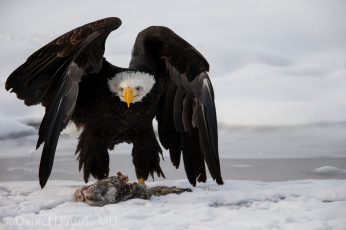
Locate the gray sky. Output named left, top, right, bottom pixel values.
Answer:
left=1, top=0, right=346, bottom=126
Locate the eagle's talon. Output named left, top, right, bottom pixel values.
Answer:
left=138, top=178, right=145, bottom=184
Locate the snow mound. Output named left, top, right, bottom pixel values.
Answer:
left=313, top=166, right=346, bottom=174
left=1, top=179, right=346, bottom=229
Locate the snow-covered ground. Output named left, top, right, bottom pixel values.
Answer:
left=1, top=0, right=346, bottom=229
left=1, top=179, right=346, bottom=230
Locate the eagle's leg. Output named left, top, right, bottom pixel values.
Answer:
left=76, top=130, right=110, bottom=183
left=132, top=127, right=165, bottom=184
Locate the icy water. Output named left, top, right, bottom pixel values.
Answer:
left=219, top=123, right=346, bottom=159
left=0, top=123, right=345, bottom=184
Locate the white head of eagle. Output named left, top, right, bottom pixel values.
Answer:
left=108, top=71, right=156, bottom=107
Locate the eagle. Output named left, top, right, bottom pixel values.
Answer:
left=5, top=17, right=223, bottom=188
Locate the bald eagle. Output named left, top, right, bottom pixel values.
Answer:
left=5, top=17, right=223, bottom=188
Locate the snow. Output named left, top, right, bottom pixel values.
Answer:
left=1, top=0, right=346, bottom=229
left=1, top=179, right=346, bottom=229
left=313, top=166, right=346, bottom=175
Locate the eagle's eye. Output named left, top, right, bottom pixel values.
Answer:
left=135, top=86, right=141, bottom=91
left=119, top=87, right=124, bottom=92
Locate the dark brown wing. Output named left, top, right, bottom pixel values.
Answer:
left=6, top=17, right=121, bottom=106
left=5, top=17, right=122, bottom=188
left=130, top=26, right=223, bottom=186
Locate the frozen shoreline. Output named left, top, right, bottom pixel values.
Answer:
left=1, top=155, right=346, bottom=184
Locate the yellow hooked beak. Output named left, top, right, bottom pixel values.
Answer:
left=124, top=87, right=134, bottom=107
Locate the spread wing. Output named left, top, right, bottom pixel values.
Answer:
left=5, top=17, right=122, bottom=188
left=130, top=26, right=223, bottom=186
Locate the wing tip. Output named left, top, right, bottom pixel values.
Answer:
left=109, top=17, right=122, bottom=24
left=100, top=17, right=122, bottom=31
left=39, top=163, right=49, bottom=188
left=39, top=176, right=48, bottom=189
left=4, top=82, right=11, bottom=91
left=216, top=177, right=224, bottom=185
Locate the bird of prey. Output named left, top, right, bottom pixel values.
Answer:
left=5, top=17, right=223, bottom=188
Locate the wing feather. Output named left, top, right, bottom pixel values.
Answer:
left=156, top=83, right=182, bottom=168
left=5, top=17, right=122, bottom=188
left=39, top=63, right=82, bottom=187
left=131, top=26, right=223, bottom=185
